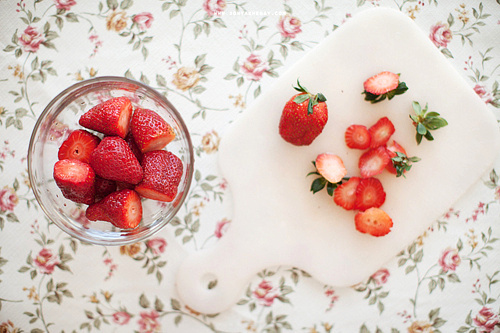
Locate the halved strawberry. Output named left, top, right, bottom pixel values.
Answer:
left=53, top=159, right=96, bottom=204
left=358, top=146, right=390, bottom=178
left=90, top=136, right=143, bottom=184
left=363, top=71, right=399, bottom=95
left=58, top=129, right=101, bottom=163
left=345, top=124, right=371, bottom=150
left=354, top=177, right=386, bottom=211
left=124, top=133, right=143, bottom=163
left=135, top=150, right=183, bottom=202
left=79, top=97, right=133, bottom=138
left=354, top=207, right=393, bottom=237
left=368, top=117, right=395, bottom=148
left=94, top=176, right=117, bottom=202
left=131, top=108, right=176, bottom=153
left=86, top=189, right=142, bottom=229
left=333, top=176, right=361, bottom=210
left=385, top=140, right=407, bottom=174
left=315, top=153, right=347, bottom=184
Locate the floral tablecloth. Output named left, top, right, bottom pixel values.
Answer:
left=1, top=0, right=500, bottom=332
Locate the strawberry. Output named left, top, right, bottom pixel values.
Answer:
left=86, top=189, right=142, bottom=229
left=345, top=124, right=371, bottom=150
left=90, top=136, right=143, bottom=184
left=315, top=153, right=347, bottom=184
left=53, top=159, right=96, bottom=204
left=58, top=129, right=101, bottom=163
left=135, top=150, right=183, bottom=202
left=124, top=133, right=143, bottom=163
left=333, top=176, right=361, bottom=210
left=278, top=80, right=328, bottom=146
left=131, top=108, right=176, bottom=153
left=385, top=140, right=407, bottom=175
left=354, top=177, right=386, bottom=211
left=368, top=117, right=395, bottom=148
left=79, top=97, right=133, bottom=138
left=386, top=140, right=421, bottom=177
left=362, top=71, right=408, bottom=104
left=94, top=176, right=117, bottom=202
left=354, top=207, right=393, bottom=237
left=358, top=146, right=391, bottom=178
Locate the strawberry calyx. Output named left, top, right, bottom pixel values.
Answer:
left=390, top=152, right=421, bottom=178
left=362, top=72, right=408, bottom=104
left=293, top=79, right=327, bottom=115
left=409, top=101, right=448, bottom=145
left=308, top=161, right=348, bottom=196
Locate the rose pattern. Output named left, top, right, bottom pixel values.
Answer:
left=240, top=54, right=270, bottom=81
left=54, top=0, right=77, bottom=11
left=438, top=247, right=461, bottom=272
left=137, top=310, right=161, bottom=333
left=407, top=320, right=435, bottom=333
left=203, top=0, right=226, bottom=17
left=133, top=12, right=154, bottom=31
left=106, top=10, right=128, bottom=32
left=252, top=280, right=279, bottom=306
left=473, top=84, right=493, bottom=104
left=214, top=218, right=230, bottom=238
left=473, top=307, right=500, bottom=333
left=0, top=187, right=18, bottom=212
left=146, top=238, right=167, bottom=255
left=172, top=67, right=201, bottom=91
left=429, top=22, right=453, bottom=48
left=370, top=268, right=390, bottom=285
left=277, top=14, right=302, bottom=38
left=112, top=311, right=131, bottom=325
left=18, top=26, right=44, bottom=52
left=33, top=248, right=60, bottom=274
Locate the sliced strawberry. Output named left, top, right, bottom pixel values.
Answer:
left=333, top=177, right=361, bottom=210
left=354, top=177, right=386, bottom=211
left=345, top=124, right=371, bottom=150
left=79, top=97, right=133, bottom=138
left=53, top=159, right=95, bottom=204
left=90, top=136, right=143, bottom=184
left=58, top=129, right=101, bottom=163
left=315, top=153, right=347, bottom=184
left=135, top=150, right=183, bottom=202
left=86, top=189, right=142, bottom=229
left=354, top=207, right=393, bottom=237
left=368, top=117, right=395, bottom=148
left=94, top=176, right=117, bottom=202
left=385, top=140, right=407, bottom=174
left=363, top=71, right=400, bottom=95
left=358, top=146, right=390, bottom=178
left=131, top=108, right=176, bottom=153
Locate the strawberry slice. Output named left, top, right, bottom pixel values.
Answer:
left=333, top=176, right=361, bottom=210
left=315, top=153, right=347, bottom=184
left=131, top=108, right=176, bottom=153
left=368, top=117, right=395, bottom=148
left=345, top=124, right=371, bottom=150
left=86, top=189, right=142, bottom=229
left=363, top=71, right=400, bottom=95
left=358, top=146, right=390, bottom=178
left=135, top=150, right=183, bottom=202
left=354, top=207, right=393, bottom=237
left=90, top=136, right=143, bottom=184
left=354, top=177, right=386, bottom=211
left=58, top=129, right=101, bottom=164
left=79, top=97, right=133, bottom=138
left=53, top=159, right=96, bottom=204
left=385, top=140, right=407, bottom=175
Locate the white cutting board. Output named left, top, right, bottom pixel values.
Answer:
left=176, top=8, right=500, bottom=314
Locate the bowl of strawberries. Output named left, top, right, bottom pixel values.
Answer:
left=28, top=76, right=194, bottom=245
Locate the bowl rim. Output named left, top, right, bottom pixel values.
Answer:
left=27, top=75, right=195, bottom=246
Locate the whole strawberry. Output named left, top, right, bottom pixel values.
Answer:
left=279, top=80, right=328, bottom=146
left=90, top=136, right=143, bottom=184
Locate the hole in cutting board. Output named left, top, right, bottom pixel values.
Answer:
left=201, top=273, right=218, bottom=290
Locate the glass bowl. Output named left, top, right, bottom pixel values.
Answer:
left=28, top=76, right=194, bottom=246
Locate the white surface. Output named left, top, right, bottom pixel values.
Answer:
left=176, top=8, right=500, bottom=314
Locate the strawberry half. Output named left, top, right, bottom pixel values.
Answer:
left=86, top=189, right=142, bottom=229
left=362, top=71, right=408, bottom=104
left=333, top=176, right=361, bottom=210
left=94, top=176, right=117, bottom=202
left=135, top=150, right=183, bottom=202
left=53, top=159, right=96, bottom=204
left=315, top=153, right=347, bottom=184
left=354, top=177, right=386, bottom=211
left=90, top=136, right=143, bottom=184
left=368, top=117, right=395, bottom=148
left=131, top=108, right=176, bottom=153
left=124, top=133, right=144, bottom=163
left=58, top=129, right=101, bottom=164
left=358, top=146, right=391, bottom=178
left=345, top=124, right=371, bottom=150
left=79, top=97, right=133, bottom=138
left=354, top=207, right=393, bottom=237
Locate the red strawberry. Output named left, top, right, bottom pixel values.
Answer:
left=94, top=176, right=117, bottom=202
left=86, top=189, right=142, bottom=229
left=135, top=150, right=183, bottom=202
left=354, top=177, right=386, bottom=211
left=358, top=146, right=391, bottom=178
left=333, top=177, right=361, bottom=210
left=315, top=153, right=347, bottom=184
left=385, top=140, right=407, bottom=174
left=363, top=71, right=400, bottom=95
left=278, top=80, right=328, bottom=146
left=90, top=136, right=143, bottom=184
left=53, top=159, right=95, bottom=204
left=368, top=117, right=395, bottom=148
left=345, top=124, right=371, bottom=150
left=131, top=108, right=176, bottom=153
left=79, top=97, right=133, bottom=138
left=124, top=133, right=144, bottom=163
left=58, top=129, right=101, bottom=163
left=354, top=207, right=393, bottom=237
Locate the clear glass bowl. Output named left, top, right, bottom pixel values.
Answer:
left=28, top=76, right=194, bottom=246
